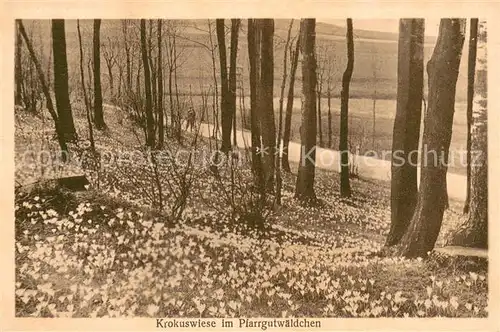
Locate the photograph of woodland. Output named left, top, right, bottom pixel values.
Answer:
left=14, top=18, right=487, bottom=318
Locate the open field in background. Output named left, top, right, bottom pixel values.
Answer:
left=22, top=18, right=468, bottom=101
left=164, top=95, right=468, bottom=176
left=19, top=19, right=470, bottom=176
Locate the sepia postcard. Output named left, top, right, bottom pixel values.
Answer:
left=1, top=1, right=499, bottom=331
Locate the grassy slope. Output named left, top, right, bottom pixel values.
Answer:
left=14, top=104, right=486, bottom=318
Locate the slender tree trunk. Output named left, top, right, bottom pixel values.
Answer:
left=15, top=23, right=22, bottom=106
left=93, top=19, right=105, bottom=130
left=122, top=20, right=132, bottom=92
left=229, top=19, right=241, bottom=148
left=77, top=20, right=95, bottom=152
left=106, top=61, right=114, bottom=101
left=248, top=19, right=265, bottom=196
left=275, top=19, right=293, bottom=205
left=449, top=19, right=487, bottom=248
left=463, top=18, right=479, bottom=214
left=339, top=19, right=354, bottom=198
left=282, top=32, right=301, bottom=173
left=398, top=19, right=466, bottom=257
left=52, top=19, right=77, bottom=141
left=19, top=20, right=69, bottom=159
left=46, top=39, right=52, bottom=90
left=173, top=33, right=181, bottom=141
left=386, top=19, right=424, bottom=247
left=217, top=19, right=231, bottom=153
left=207, top=20, right=220, bottom=145
left=317, top=80, right=323, bottom=147
left=169, top=66, right=174, bottom=134
left=86, top=57, right=94, bottom=113
left=327, top=87, right=332, bottom=147
left=149, top=21, right=158, bottom=132
left=372, top=59, right=377, bottom=150
left=259, top=19, right=276, bottom=190
left=157, top=19, right=164, bottom=149
left=295, top=19, right=317, bottom=202
left=140, top=19, right=155, bottom=147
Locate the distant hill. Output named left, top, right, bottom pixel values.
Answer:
left=21, top=19, right=467, bottom=101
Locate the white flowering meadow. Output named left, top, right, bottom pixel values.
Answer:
left=15, top=105, right=488, bottom=318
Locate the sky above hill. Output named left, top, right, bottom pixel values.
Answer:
left=318, top=19, right=442, bottom=37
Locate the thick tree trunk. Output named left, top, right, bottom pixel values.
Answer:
left=52, top=19, right=77, bottom=141
left=229, top=19, right=240, bottom=149
left=140, top=19, right=155, bottom=147
left=449, top=20, right=487, bottom=248
left=295, top=19, right=317, bottom=202
left=386, top=19, right=425, bottom=247
left=398, top=19, right=466, bottom=257
left=216, top=19, right=231, bottom=153
left=248, top=19, right=265, bottom=197
left=92, top=19, right=105, bottom=130
left=259, top=19, right=276, bottom=191
left=15, top=23, right=22, bottom=106
left=339, top=19, right=354, bottom=198
left=282, top=33, right=301, bottom=173
left=464, top=18, right=479, bottom=214
left=157, top=19, right=164, bottom=149
left=19, top=20, right=69, bottom=159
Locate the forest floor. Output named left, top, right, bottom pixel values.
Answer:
left=14, top=104, right=487, bottom=318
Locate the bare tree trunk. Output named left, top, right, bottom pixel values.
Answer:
left=275, top=19, right=293, bottom=205
left=207, top=20, right=220, bottom=145
left=140, top=19, right=155, bottom=147
left=229, top=19, right=241, bottom=148
left=168, top=65, right=174, bottom=134
left=77, top=20, right=95, bottom=152
left=317, top=78, right=323, bottom=147
left=372, top=56, right=378, bottom=150
left=52, top=19, right=77, bottom=141
left=449, top=19, right=487, bottom=248
left=15, top=23, right=22, bottom=106
left=217, top=19, right=231, bottom=153
left=339, top=19, right=354, bottom=198
left=148, top=20, right=158, bottom=133
left=86, top=57, right=94, bottom=113
left=173, top=33, right=181, bottom=140
left=295, top=19, right=317, bottom=203
left=93, top=19, right=105, bottom=130
left=122, top=20, right=132, bottom=92
left=259, top=19, right=276, bottom=191
left=386, top=19, right=424, bottom=247
left=282, top=31, right=301, bottom=173
left=106, top=60, right=114, bottom=101
left=327, top=87, right=332, bottom=147
left=398, top=19, right=466, bottom=257
left=464, top=18, right=479, bottom=214
left=157, top=19, right=164, bottom=149
left=46, top=37, right=53, bottom=90
left=19, top=20, right=69, bottom=159
left=248, top=19, right=265, bottom=197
